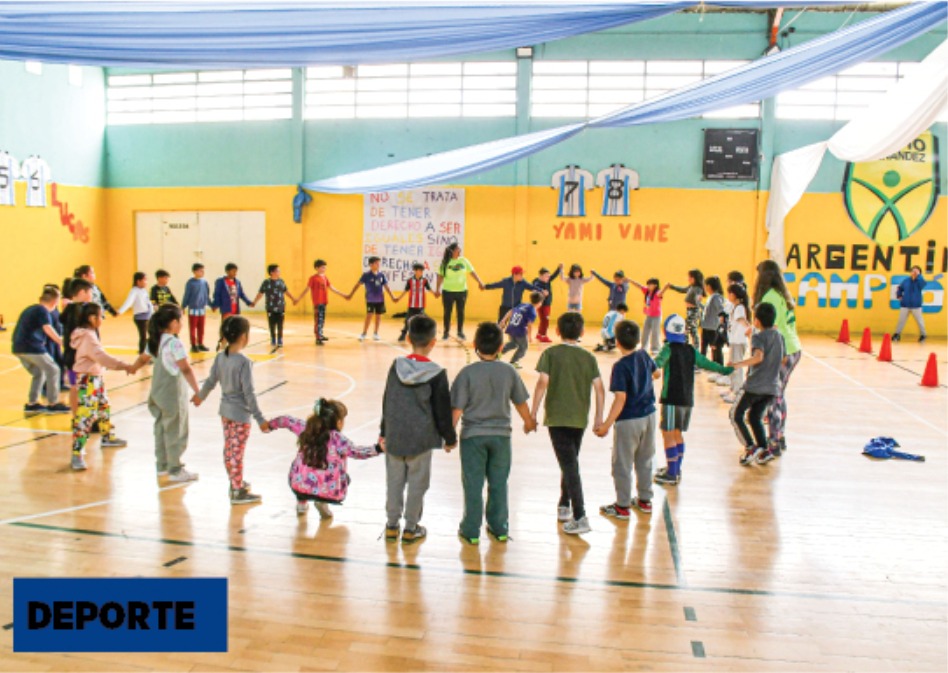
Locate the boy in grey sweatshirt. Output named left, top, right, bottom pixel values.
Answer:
left=380, top=315, right=457, bottom=544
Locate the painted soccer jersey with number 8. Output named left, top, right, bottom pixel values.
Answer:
left=596, top=164, right=640, bottom=217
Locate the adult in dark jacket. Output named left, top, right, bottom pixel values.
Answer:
left=211, top=263, right=253, bottom=318
left=893, top=266, right=927, bottom=342
left=380, top=315, right=457, bottom=544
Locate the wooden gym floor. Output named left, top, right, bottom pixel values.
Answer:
left=0, top=314, right=945, bottom=672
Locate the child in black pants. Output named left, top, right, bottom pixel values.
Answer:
left=254, top=264, right=292, bottom=349
left=728, top=303, right=786, bottom=466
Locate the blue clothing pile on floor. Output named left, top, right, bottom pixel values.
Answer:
left=862, top=437, right=925, bottom=462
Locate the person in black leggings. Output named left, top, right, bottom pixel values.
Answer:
left=435, top=243, right=484, bottom=340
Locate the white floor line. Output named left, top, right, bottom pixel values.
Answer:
left=803, top=351, right=947, bottom=436
left=325, top=327, right=410, bottom=355
left=0, top=426, right=71, bottom=435
left=0, top=482, right=190, bottom=527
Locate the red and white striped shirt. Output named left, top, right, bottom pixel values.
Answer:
left=404, top=277, right=431, bottom=309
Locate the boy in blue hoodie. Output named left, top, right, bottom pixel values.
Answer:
left=892, top=266, right=927, bottom=343
left=181, top=263, right=211, bottom=353
left=485, top=266, right=543, bottom=323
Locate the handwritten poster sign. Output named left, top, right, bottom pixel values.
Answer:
left=363, top=188, right=465, bottom=285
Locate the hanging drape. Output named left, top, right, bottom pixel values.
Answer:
left=0, top=1, right=862, bottom=68
left=302, top=1, right=948, bottom=193
left=765, top=38, right=948, bottom=263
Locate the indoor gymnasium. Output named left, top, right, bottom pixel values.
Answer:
left=0, top=1, right=946, bottom=671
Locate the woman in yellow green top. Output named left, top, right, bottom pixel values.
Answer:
left=752, top=260, right=802, bottom=457
left=435, top=243, right=485, bottom=341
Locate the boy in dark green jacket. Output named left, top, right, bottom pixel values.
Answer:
left=652, top=314, right=733, bottom=485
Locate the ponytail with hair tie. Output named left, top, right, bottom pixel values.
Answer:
left=218, top=315, right=251, bottom=355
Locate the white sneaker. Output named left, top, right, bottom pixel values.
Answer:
left=707, top=373, right=719, bottom=382
left=168, top=468, right=199, bottom=483
left=296, top=501, right=308, bottom=515
left=372, top=334, right=381, bottom=341
left=716, top=377, right=731, bottom=387
left=721, top=393, right=736, bottom=404
left=315, top=502, right=334, bottom=519
left=557, top=506, right=571, bottom=522
left=358, top=334, right=366, bottom=342
left=157, top=470, right=169, bottom=477
left=563, top=516, right=591, bottom=535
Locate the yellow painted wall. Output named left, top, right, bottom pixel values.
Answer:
left=783, top=192, right=947, bottom=336
left=0, top=184, right=108, bottom=324
left=102, top=185, right=764, bottom=328
left=11, top=183, right=934, bottom=338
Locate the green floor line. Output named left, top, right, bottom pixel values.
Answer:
left=8, top=521, right=941, bottom=607
left=663, top=497, right=687, bottom=587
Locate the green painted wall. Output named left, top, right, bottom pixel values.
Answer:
left=0, top=60, right=105, bottom=187
left=101, top=11, right=946, bottom=193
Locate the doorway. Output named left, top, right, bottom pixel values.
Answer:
left=135, top=211, right=266, bottom=309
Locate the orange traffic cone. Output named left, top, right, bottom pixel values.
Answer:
left=921, top=353, right=939, bottom=387
left=836, top=319, right=850, bottom=343
left=877, top=334, right=892, bottom=362
left=858, top=328, right=872, bottom=354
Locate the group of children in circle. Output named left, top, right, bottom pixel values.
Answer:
left=11, top=252, right=799, bottom=544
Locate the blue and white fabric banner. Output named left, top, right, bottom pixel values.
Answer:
left=303, top=1, right=947, bottom=194
left=0, top=1, right=884, bottom=68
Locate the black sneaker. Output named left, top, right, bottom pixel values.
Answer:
left=230, top=487, right=262, bottom=505
left=919, top=335, right=927, bottom=343
left=401, top=525, right=427, bottom=544
left=45, top=403, right=70, bottom=415
left=654, top=468, right=680, bottom=485
left=892, top=333, right=901, bottom=342
left=458, top=532, right=479, bottom=546
left=24, top=403, right=47, bottom=416
left=190, top=346, right=199, bottom=354
left=198, top=345, right=210, bottom=352
left=457, top=332, right=466, bottom=340
left=442, top=332, right=450, bottom=341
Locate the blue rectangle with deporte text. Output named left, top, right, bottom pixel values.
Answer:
left=13, top=577, right=227, bottom=652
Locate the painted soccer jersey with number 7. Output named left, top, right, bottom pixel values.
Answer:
left=551, top=165, right=595, bottom=217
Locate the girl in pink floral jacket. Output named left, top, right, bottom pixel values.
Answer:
left=270, top=398, right=381, bottom=518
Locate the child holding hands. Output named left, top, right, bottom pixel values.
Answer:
left=69, top=303, right=136, bottom=470
left=270, top=398, right=383, bottom=518
left=193, top=315, right=271, bottom=504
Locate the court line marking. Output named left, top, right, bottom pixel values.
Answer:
left=0, top=483, right=190, bottom=526
left=662, top=498, right=687, bottom=587
left=8, top=520, right=942, bottom=608
left=803, top=351, right=947, bottom=436
left=836, top=338, right=947, bottom=388
left=0, top=426, right=71, bottom=435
